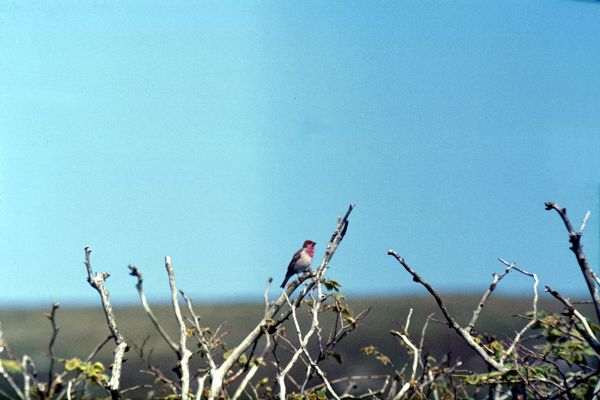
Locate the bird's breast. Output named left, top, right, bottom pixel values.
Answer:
left=294, top=250, right=312, bottom=272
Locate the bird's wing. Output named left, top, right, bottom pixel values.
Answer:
left=286, top=250, right=301, bottom=272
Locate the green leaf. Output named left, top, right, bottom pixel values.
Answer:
left=64, top=358, right=80, bottom=371
left=1, top=360, right=21, bottom=373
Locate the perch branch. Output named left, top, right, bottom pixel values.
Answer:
left=208, top=204, right=355, bottom=399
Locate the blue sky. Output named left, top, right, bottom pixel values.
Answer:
left=1, top=1, right=599, bottom=306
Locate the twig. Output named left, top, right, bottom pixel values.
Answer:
left=120, top=384, right=153, bottom=394
left=196, top=375, right=207, bottom=400
left=282, top=291, right=340, bottom=400
left=545, top=286, right=600, bottom=354
left=83, top=246, right=128, bottom=399
left=128, top=264, right=181, bottom=357
left=0, top=322, right=25, bottom=399
left=180, top=290, right=216, bottom=371
left=46, top=302, right=60, bottom=398
left=497, top=260, right=539, bottom=362
left=468, top=262, right=514, bottom=332
left=165, top=256, right=193, bottom=400
left=232, top=280, right=273, bottom=400
left=86, top=335, right=113, bottom=362
left=391, top=309, right=419, bottom=400
left=545, top=202, right=600, bottom=322
left=388, top=250, right=506, bottom=372
left=21, top=355, right=35, bottom=400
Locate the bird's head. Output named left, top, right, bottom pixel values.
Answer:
left=303, top=240, right=316, bottom=257
left=303, top=240, right=316, bottom=249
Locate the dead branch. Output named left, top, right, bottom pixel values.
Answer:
left=467, top=262, right=514, bottom=332
left=45, top=302, right=60, bottom=398
left=281, top=289, right=340, bottom=400
left=497, top=260, right=539, bottom=363
left=180, top=290, right=217, bottom=371
left=0, top=322, right=25, bottom=399
left=128, top=264, right=181, bottom=357
left=387, top=249, right=506, bottom=372
left=21, top=355, right=36, bottom=400
left=165, top=256, right=193, bottom=400
left=208, top=204, right=355, bottom=399
left=390, top=309, right=419, bottom=400
left=231, top=279, right=273, bottom=400
left=545, top=202, right=600, bottom=322
left=83, top=246, right=128, bottom=399
left=545, top=285, right=600, bottom=354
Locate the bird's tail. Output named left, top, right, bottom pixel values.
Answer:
left=280, top=273, right=292, bottom=289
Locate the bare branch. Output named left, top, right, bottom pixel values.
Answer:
left=545, top=202, right=600, bottom=322
left=231, top=279, right=273, bottom=400
left=86, top=335, right=113, bottom=362
left=21, top=355, right=35, bottom=400
left=580, top=210, right=591, bottom=233
left=232, top=335, right=271, bottom=400
left=165, top=256, right=193, bottom=400
left=180, top=289, right=216, bottom=371
left=387, top=250, right=506, bottom=372
left=498, top=260, right=539, bottom=362
left=128, top=264, right=180, bottom=357
left=196, top=375, right=207, bottom=400
left=280, top=290, right=340, bottom=400
left=83, top=246, right=128, bottom=399
left=0, top=322, right=25, bottom=399
left=468, top=261, right=514, bottom=332
left=209, top=204, right=355, bottom=399
left=545, top=285, right=600, bottom=354
left=45, top=302, right=60, bottom=398
left=391, top=309, right=419, bottom=400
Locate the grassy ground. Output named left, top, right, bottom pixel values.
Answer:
left=0, top=293, right=584, bottom=398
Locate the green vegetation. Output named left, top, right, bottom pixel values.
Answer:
left=0, top=294, right=590, bottom=398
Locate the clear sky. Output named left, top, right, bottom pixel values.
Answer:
left=1, top=1, right=599, bottom=306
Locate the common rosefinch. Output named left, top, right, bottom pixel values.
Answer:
left=280, top=240, right=316, bottom=288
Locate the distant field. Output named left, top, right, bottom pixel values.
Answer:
left=0, top=294, right=586, bottom=397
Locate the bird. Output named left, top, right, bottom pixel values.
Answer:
left=280, top=240, right=316, bottom=288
